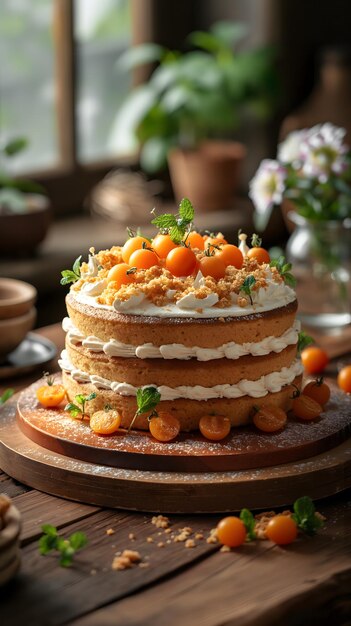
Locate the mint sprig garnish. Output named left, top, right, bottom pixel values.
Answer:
left=297, top=331, right=314, bottom=354
left=239, top=275, right=256, bottom=305
left=269, top=256, right=296, bottom=287
left=65, top=392, right=97, bottom=419
left=0, top=388, right=14, bottom=405
left=251, top=233, right=262, bottom=247
left=151, top=198, right=195, bottom=244
left=127, top=386, right=161, bottom=433
left=60, top=255, right=82, bottom=285
left=292, top=496, right=324, bottom=535
left=39, top=524, right=88, bottom=567
left=240, top=508, right=256, bottom=541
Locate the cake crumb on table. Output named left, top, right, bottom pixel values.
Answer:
left=185, top=539, right=196, bottom=549
left=112, top=549, right=141, bottom=570
left=106, top=528, right=115, bottom=535
left=220, top=545, right=231, bottom=553
left=157, top=542, right=165, bottom=548
left=206, top=528, right=218, bottom=544
left=128, top=533, right=136, bottom=541
left=195, top=533, right=204, bottom=540
left=146, top=537, right=154, bottom=543
left=151, top=515, right=170, bottom=529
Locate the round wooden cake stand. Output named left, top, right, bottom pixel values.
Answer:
left=0, top=382, right=350, bottom=513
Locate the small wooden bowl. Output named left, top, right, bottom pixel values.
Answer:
left=0, top=500, right=21, bottom=586
left=0, top=307, right=36, bottom=358
left=0, top=278, right=37, bottom=320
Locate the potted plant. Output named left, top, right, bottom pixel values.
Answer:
left=115, top=22, right=277, bottom=212
left=0, top=138, right=50, bottom=257
left=249, top=123, right=351, bottom=330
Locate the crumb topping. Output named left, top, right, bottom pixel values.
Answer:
left=73, top=245, right=284, bottom=309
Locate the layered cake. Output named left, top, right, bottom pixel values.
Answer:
left=59, top=205, right=302, bottom=433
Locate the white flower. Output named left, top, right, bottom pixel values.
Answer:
left=249, top=159, right=287, bottom=215
left=300, top=123, right=349, bottom=183
left=278, top=129, right=306, bottom=166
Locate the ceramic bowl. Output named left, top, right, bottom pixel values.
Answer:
left=0, top=278, right=37, bottom=320
left=0, top=499, right=21, bottom=586
left=0, top=194, right=51, bottom=257
left=0, top=307, right=36, bottom=358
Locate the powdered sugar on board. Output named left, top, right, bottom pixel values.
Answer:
left=13, top=376, right=351, bottom=473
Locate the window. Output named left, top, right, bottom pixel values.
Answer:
left=0, top=0, right=132, bottom=176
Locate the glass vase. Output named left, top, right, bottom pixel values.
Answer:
left=286, top=213, right=351, bottom=331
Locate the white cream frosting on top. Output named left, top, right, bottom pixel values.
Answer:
left=62, top=317, right=300, bottom=362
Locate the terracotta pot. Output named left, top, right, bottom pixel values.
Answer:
left=168, top=141, right=246, bottom=212
left=0, top=194, right=51, bottom=257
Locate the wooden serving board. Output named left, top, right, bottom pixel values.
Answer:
left=16, top=378, right=351, bottom=472
left=0, top=390, right=350, bottom=513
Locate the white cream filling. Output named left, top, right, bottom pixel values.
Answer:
left=59, top=350, right=303, bottom=401
left=62, top=317, right=300, bottom=361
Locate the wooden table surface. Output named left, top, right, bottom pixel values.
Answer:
left=0, top=324, right=350, bottom=626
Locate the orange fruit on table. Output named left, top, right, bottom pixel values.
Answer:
left=301, top=346, right=329, bottom=375
left=252, top=404, right=287, bottom=433
left=122, top=236, right=150, bottom=263
left=129, top=248, right=159, bottom=270
left=36, top=383, right=66, bottom=408
left=216, top=244, right=243, bottom=269
left=216, top=516, right=247, bottom=548
left=204, top=235, right=227, bottom=251
left=292, top=394, right=322, bottom=421
left=165, top=246, right=197, bottom=277
left=199, top=255, right=226, bottom=280
left=247, top=247, right=270, bottom=264
left=90, top=409, right=121, bottom=435
left=152, top=234, right=177, bottom=259
left=265, top=515, right=298, bottom=545
left=199, top=415, right=231, bottom=441
left=337, top=365, right=351, bottom=393
left=185, top=231, right=205, bottom=250
left=107, top=263, right=135, bottom=288
left=149, top=412, right=180, bottom=442
left=302, top=378, right=330, bottom=406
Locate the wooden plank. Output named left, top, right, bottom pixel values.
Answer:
left=12, top=491, right=100, bottom=544
left=70, top=498, right=351, bottom=626
left=0, top=511, right=219, bottom=626
left=0, top=471, right=30, bottom=498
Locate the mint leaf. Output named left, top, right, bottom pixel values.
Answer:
left=128, top=386, right=161, bottom=433
left=69, top=531, right=88, bottom=550
left=270, top=256, right=297, bottom=287
left=84, top=393, right=97, bottom=403
left=151, top=214, right=177, bottom=229
left=178, top=198, right=194, bottom=222
left=292, top=496, right=324, bottom=535
left=64, top=403, right=82, bottom=418
left=169, top=224, right=186, bottom=244
left=297, top=331, right=314, bottom=354
left=240, top=508, right=256, bottom=541
left=60, top=256, right=82, bottom=286
left=0, top=388, right=14, bottom=405
left=41, top=524, right=58, bottom=537
left=136, top=386, right=161, bottom=415
left=239, top=275, right=256, bottom=305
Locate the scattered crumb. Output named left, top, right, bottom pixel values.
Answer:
left=164, top=528, right=172, bottom=534
left=195, top=533, right=204, bottom=540
left=112, top=549, right=141, bottom=571
left=157, top=542, right=164, bottom=548
left=151, top=515, right=170, bottom=529
left=146, top=537, right=154, bottom=543
left=90, top=569, right=97, bottom=575
left=128, top=533, right=136, bottom=541
left=185, top=539, right=196, bottom=549
left=106, top=528, right=115, bottom=536
left=220, top=545, right=231, bottom=553
left=166, top=539, right=172, bottom=544
left=206, top=528, right=218, bottom=544
left=139, top=562, right=149, bottom=569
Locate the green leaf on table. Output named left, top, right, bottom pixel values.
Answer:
left=69, top=531, right=89, bottom=551
left=39, top=525, right=88, bottom=567
left=292, top=496, right=324, bottom=535
left=240, top=508, right=256, bottom=541
left=0, top=388, right=14, bottom=405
